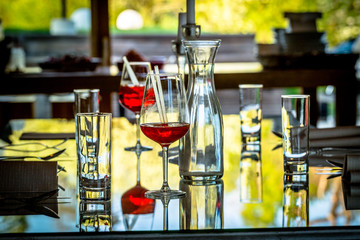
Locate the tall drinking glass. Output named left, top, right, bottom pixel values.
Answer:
left=76, top=112, right=112, bottom=201
left=239, top=84, right=263, bottom=144
left=74, top=89, right=100, bottom=115
left=281, top=95, right=310, bottom=174
left=140, top=73, right=189, bottom=198
left=119, top=62, right=152, bottom=152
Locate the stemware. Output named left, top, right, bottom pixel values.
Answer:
left=119, top=61, right=153, bottom=152
left=140, top=73, right=189, bottom=198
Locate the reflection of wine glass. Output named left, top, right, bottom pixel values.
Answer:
left=140, top=73, right=189, bottom=198
left=121, top=152, right=155, bottom=230
left=119, top=62, right=153, bottom=152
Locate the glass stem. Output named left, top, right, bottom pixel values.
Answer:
left=136, top=153, right=141, bottom=185
left=161, top=197, right=170, bottom=231
left=135, top=113, right=141, bottom=146
left=163, top=204, right=168, bottom=231
left=161, top=146, right=170, bottom=192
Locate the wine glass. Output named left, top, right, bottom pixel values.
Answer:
left=140, top=72, right=189, bottom=198
left=119, top=62, right=153, bottom=152
left=121, top=152, right=155, bottom=230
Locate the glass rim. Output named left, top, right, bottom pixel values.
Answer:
left=127, top=61, right=151, bottom=65
left=239, top=84, right=263, bottom=88
left=182, top=39, right=221, bottom=47
left=76, top=112, right=112, bottom=117
left=281, top=95, right=310, bottom=99
left=147, top=72, right=182, bottom=77
left=74, top=89, right=100, bottom=93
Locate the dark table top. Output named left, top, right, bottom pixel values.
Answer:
left=0, top=116, right=359, bottom=239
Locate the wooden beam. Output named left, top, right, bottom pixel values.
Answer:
left=90, top=0, right=111, bottom=66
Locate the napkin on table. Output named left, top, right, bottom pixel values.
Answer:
left=342, top=154, right=360, bottom=210
left=0, top=161, right=59, bottom=217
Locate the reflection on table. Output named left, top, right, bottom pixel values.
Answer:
left=0, top=116, right=359, bottom=235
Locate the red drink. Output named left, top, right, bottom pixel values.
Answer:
left=140, top=122, right=190, bottom=147
left=121, top=183, right=155, bottom=215
left=119, top=84, right=145, bottom=113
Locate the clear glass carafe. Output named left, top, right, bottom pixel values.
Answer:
left=180, top=40, right=223, bottom=180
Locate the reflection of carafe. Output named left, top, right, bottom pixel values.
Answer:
left=179, top=180, right=223, bottom=230
left=282, top=174, right=309, bottom=227
left=180, top=40, right=223, bottom=181
left=121, top=152, right=155, bottom=230
left=79, top=201, right=112, bottom=232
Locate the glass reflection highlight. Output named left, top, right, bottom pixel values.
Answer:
left=121, top=151, right=155, bottom=230
left=282, top=174, right=309, bottom=227
left=179, top=180, right=223, bottom=230
left=240, top=144, right=262, bottom=203
left=79, top=200, right=111, bottom=232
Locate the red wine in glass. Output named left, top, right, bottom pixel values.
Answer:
left=140, top=122, right=190, bottom=147
left=140, top=73, right=189, bottom=199
left=119, top=84, right=145, bottom=114
left=118, top=62, right=152, bottom=153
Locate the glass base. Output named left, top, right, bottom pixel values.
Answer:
left=284, top=162, right=308, bottom=175
left=124, top=145, right=153, bottom=153
left=79, top=186, right=111, bottom=201
left=145, top=189, right=186, bottom=199
left=180, top=172, right=223, bottom=181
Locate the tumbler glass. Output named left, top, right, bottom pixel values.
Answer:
left=239, top=84, right=263, bottom=144
left=76, top=112, right=112, bottom=200
left=74, top=89, right=100, bottom=115
left=281, top=95, right=310, bottom=174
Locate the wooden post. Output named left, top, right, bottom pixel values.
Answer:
left=61, top=0, right=67, bottom=18
left=90, top=0, right=111, bottom=66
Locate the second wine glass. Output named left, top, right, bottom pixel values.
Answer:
left=140, top=73, right=189, bottom=198
left=119, top=62, right=153, bottom=153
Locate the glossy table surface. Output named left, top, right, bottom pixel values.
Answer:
left=0, top=116, right=359, bottom=238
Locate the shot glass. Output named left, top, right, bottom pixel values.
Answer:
left=76, top=112, right=112, bottom=200
left=74, top=89, right=100, bottom=115
left=240, top=144, right=262, bottom=203
left=281, top=95, right=310, bottom=174
left=239, top=84, right=263, bottom=144
left=282, top=174, right=309, bottom=227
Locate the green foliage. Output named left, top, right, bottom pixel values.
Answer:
left=0, top=0, right=89, bottom=31
left=0, top=0, right=359, bottom=46
left=317, top=0, right=360, bottom=45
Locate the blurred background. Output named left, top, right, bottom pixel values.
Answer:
left=1, top=0, right=359, bottom=45
left=0, top=0, right=359, bottom=128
